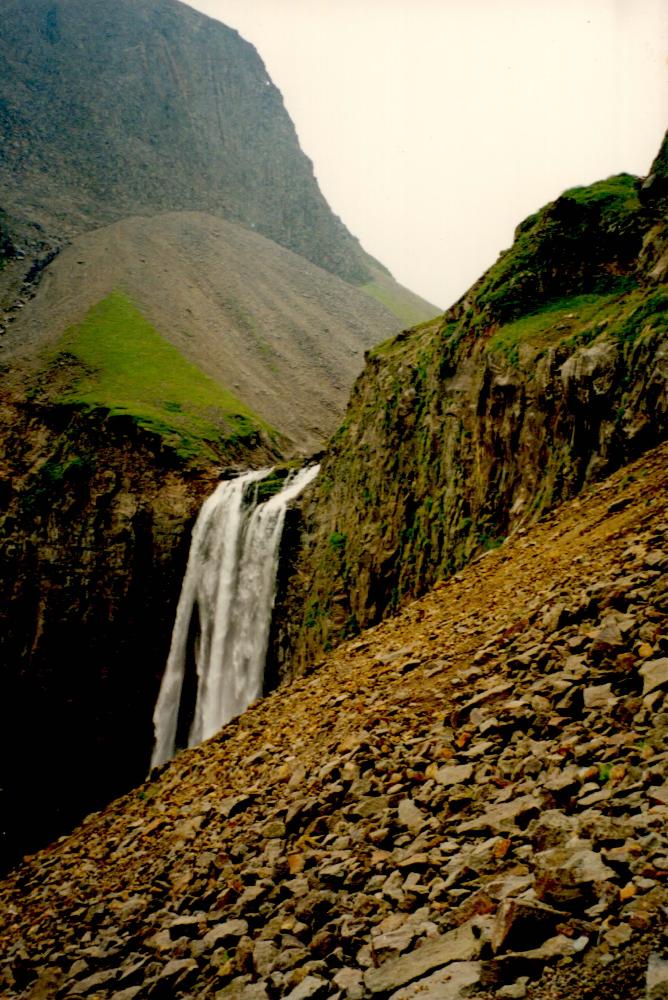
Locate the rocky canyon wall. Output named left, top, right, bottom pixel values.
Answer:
left=275, top=144, right=668, bottom=674
left=0, top=401, right=279, bottom=870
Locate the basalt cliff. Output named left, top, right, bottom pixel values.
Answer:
left=276, top=135, right=668, bottom=675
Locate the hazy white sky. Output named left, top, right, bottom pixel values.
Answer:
left=183, top=0, right=667, bottom=308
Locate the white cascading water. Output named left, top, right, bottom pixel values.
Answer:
left=151, top=464, right=320, bottom=768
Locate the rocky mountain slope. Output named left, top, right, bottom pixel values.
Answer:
left=1, top=440, right=666, bottom=999
left=0, top=0, right=366, bottom=284
left=278, top=136, right=668, bottom=670
left=1, top=211, right=410, bottom=451
left=0, top=0, right=436, bottom=321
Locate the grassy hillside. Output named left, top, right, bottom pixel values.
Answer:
left=49, top=291, right=275, bottom=463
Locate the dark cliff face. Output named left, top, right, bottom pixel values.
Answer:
left=277, top=148, right=668, bottom=672
left=0, top=0, right=374, bottom=284
left=0, top=401, right=269, bottom=871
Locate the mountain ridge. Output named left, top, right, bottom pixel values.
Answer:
left=0, top=0, right=371, bottom=283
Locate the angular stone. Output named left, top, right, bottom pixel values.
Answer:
left=457, top=795, right=540, bottom=835
left=542, top=603, right=569, bottom=632
left=535, top=846, right=616, bottom=908
left=373, top=924, right=416, bottom=955
left=583, top=684, right=615, bottom=709
left=640, top=659, right=668, bottom=696
left=158, top=957, right=197, bottom=983
left=388, top=960, right=482, bottom=999
left=333, top=967, right=365, bottom=999
left=529, top=809, right=578, bottom=850
left=263, top=819, right=286, bottom=838
left=203, top=919, right=249, bottom=950
left=450, top=683, right=514, bottom=726
left=435, top=763, right=474, bottom=787
left=216, top=982, right=269, bottom=1000
left=647, top=951, right=668, bottom=999
left=491, top=898, right=568, bottom=954
left=482, top=935, right=588, bottom=985
left=253, top=939, right=279, bottom=976
left=273, top=946, right=310, bottom=972
left=364, top=920, right=482, bottom=994
left=398, top=798, right=427, bottom=832
left=220, top=794, right=254, bottom=818
left=68, top=969, right=119, bottom=994
left=110, top=989, right=143, bottom=1000
left=497, top=983, right=529, bottom=1000
left=167, top=913, right=203, bottom=939
left=603, top=923, right=632, bottom=948
left=590, top=621, right=624, bottom=654
left=647, top=784, right=668, bottom=806
left=354, top=795, right=390, bottom=818
left=284, top=976, right=329, bottom=999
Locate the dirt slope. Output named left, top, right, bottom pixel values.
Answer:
left=1, top=441, right=666, bottom=999
left=0, top=212, right=415, bottom=450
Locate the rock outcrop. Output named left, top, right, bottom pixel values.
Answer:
left=0, top=441, right=666, bottom=999
left=277, top=139, right=668, bottom=671
left=0, top=398, right=274, bottom=871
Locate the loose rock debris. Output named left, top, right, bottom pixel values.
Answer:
left=1, top=442, right=667, bottom=999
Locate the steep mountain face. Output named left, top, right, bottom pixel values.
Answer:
left=1, top=443, right=666, bottom=999
left=0, top=0, right=371, bottom=285
left=277, top=137, right=668, bottom=671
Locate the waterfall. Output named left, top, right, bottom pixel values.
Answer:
left=151, top=464, right=320, bottom=768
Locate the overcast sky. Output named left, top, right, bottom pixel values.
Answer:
left=183, top=0, right=667, bottom=309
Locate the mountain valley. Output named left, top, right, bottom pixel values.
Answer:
left=0, top=2, right=666, bottom=997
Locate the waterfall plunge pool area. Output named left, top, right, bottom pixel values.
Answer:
left=150, top=463, right=320, bottom=767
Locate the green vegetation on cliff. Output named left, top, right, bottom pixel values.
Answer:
left=278, top=146, right=668, bottom=670
left=360, top=268, right=440, bottom=327
left=474, top=173, right=644, bottom=324
left=52, top=291, right=274, bottom=463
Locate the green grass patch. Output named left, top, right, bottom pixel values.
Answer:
left=485, top=280, right=667, bottom=366
left=608, top=289, right=668, bottom=344
left=52, top=291, right=273, bottom=463
left=561, top=173, right=641, bottom=213
left=475, top=173, right=642, bottom=324
left=360, top=277, right=440, bottom=328
left=485, top=288, right=635, bottom=364
left=328, top=531, right=347, bottom=552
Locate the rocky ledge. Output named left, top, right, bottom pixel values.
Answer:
left=1, top=442, right=667, bottom=999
